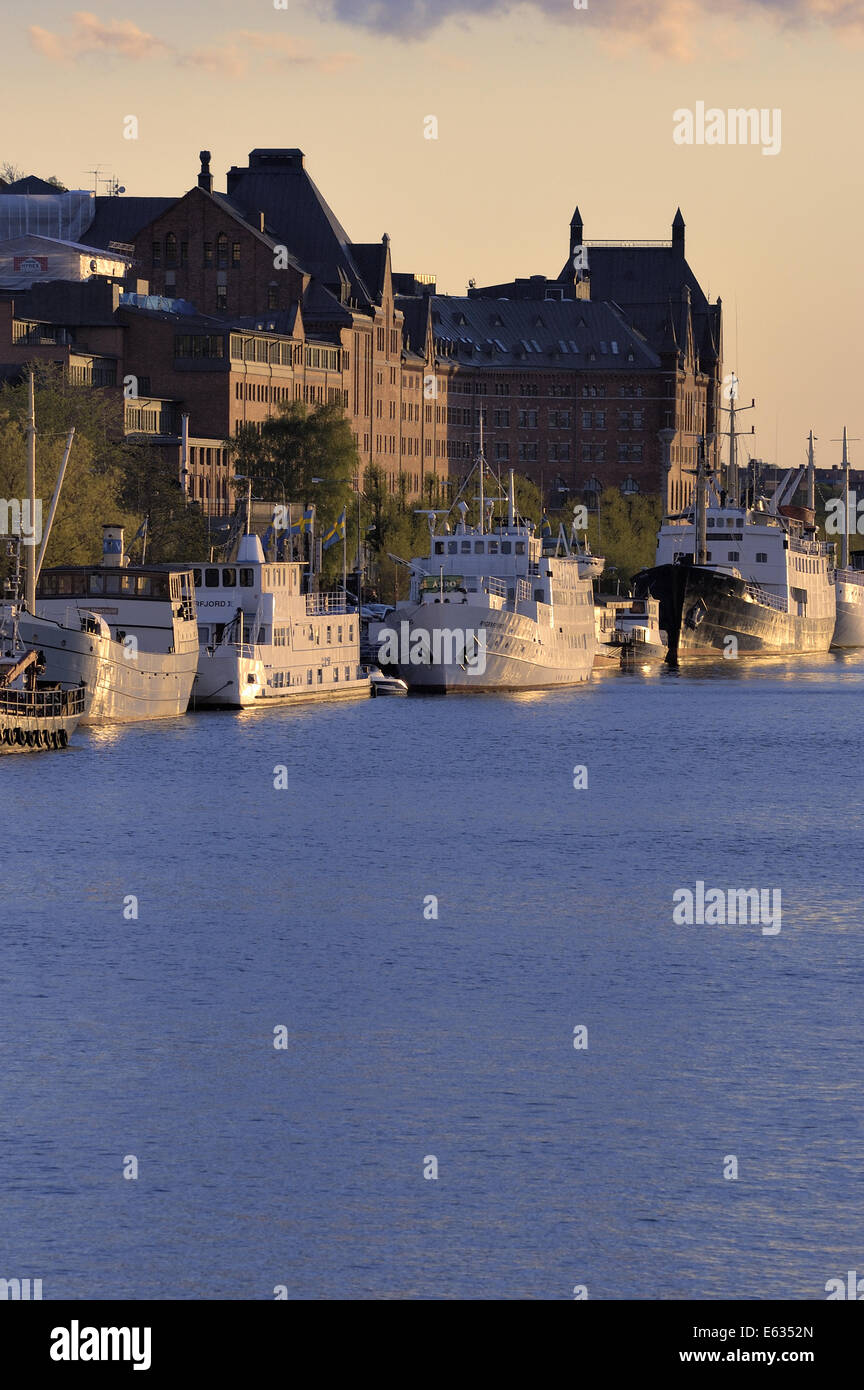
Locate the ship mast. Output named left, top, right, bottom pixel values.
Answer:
left=478, top=413, right=485, bottom=535
left=25, top=371, right=36, bottom=613
left=807, top=431, right=816, bottom=513
left=842, top=426, right=850, bottom=571
left=694, top=435, right=708, bottom=565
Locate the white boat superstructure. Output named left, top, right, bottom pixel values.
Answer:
left=191, top=534, right=369, bottom=708
left=830, top=428, right=864, bottom=648
left=376, top=470, right=598, bottom=692
left=23, top=526, right=199, bottom=722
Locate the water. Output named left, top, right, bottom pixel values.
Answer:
left=2, top=655, right=863, bottom=1300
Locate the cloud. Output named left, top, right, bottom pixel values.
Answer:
left=320, top=0, right=864, bottom=56
left=29, top=11, right=172, bottom=62
left=180, top=31, right=359, bottom=77
left=28, top=13, right=357, bottom=74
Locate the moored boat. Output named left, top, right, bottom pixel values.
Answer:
left=0, top=648, right=86, bottom=753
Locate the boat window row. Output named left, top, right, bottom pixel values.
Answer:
left=433, top=540, right=527, bottom=557
left=38, top=571, right=170, bottom=598
left=192, top=568, right=255, bottom=589
left=301, top=623, right=354, bottom=644
left=707, top=517, right=744, bottom=527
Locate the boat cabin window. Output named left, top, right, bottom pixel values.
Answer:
left=193, top=569, right=202, bottom=587
left=447, top=541, right=457, bottom=554
left=474, top=541, right=484, bottom=553
left=515, top=542, right=526, bottom=555
left=728, top=551, right=740, bottom=561
left=707, top=518, right=715, bottom=527
left=461, top=541, right=471, bottom=553
left=104, top=574, right=121, bottom=593
left=489, top=541, right=499, bottom=554
left=222, top=568, right=236, bottom=586
left=205, top=568, right=220, bottom=587
left=136, top=576, right=152, bottom=595
left=501, top=542, right=512, bottom=554
left=434, top=542, right=444, bottom=554
left=756, top=553, right=767, bottom=563
left=239, top=569, right=254, bottom=587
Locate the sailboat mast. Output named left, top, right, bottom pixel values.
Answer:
left=806, top=431, right=816, bottom=513
left=25, top=371, right=36, bottom=612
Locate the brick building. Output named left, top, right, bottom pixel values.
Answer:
left=0, top=158, right=723, bottom=515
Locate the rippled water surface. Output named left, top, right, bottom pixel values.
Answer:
left=2, top=654, right=863, bottom=1299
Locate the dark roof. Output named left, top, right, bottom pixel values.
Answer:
left=84, top=196, right=176, bottom=249
left=395, top=295, right=431, bottom=355
left=556, top=244, right=720, bottom=372
left=0, top=175, right=64, bottom=195
left=422, top=296, right=660, bottom=370
left=223, top=150, right=377, bottom=306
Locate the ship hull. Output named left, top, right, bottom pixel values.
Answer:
left=380, top=603, right=594, bottom=692
left=635, top=564, right=834, bottom=664
left=13, top=613, right=196, bottom=722
left=193, top=645, right=370, bottom=708
left=831, top=572, right=864, bottom=648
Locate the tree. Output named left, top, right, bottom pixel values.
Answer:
left=1, top=161, right=24, bottom=184
left=228, top=399, right=360, bottom=581
left=0, top=365, right=206, bottom=572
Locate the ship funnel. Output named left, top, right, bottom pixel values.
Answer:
left=102, top=524, right=126, bottom=568
left=237, top=533, right=265, bottom=564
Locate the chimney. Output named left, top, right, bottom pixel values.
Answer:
left=672, top=207, right=685, bottom=255
left=198, top=150, right=213, bottom=193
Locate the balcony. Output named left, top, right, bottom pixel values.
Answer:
left=124, top=398, right=180, bottom=437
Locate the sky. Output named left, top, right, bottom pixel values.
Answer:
left=2, top=0, right=862, bottom=470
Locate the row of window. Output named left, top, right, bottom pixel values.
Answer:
left=152, top=234, right=241, bottom=270
left=434, top=539, right=529, bottom=556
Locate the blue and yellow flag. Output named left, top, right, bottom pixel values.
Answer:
left=289, top=505, right=315, bottom=535
left=322, top=508, right=346, bottom=551
left=540, top=512, right=552, bottom=537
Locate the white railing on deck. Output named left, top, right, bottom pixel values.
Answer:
left=745, top=583, right=788, bottom=613
left=306, top=592, right=348, bottom=615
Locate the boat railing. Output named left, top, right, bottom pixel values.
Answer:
left=306, top=592, right=349, bottom=615
left=484, top=575, right=507, bottom=598
left=0, top=684, right=85, bottom=718
left=745, top=582, right=788, bottom=612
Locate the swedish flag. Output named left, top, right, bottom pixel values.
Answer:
left=540, top=513, right=552, bottom=537
left=322, top=508, right=346, bottom=551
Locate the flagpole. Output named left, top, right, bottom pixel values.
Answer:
left=342, top=512, right=347, bottom=600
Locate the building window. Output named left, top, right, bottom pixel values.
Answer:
left=203, top=241, right=213, bottom=268
left=231, top=241, right=241, bottom=267
left=267, top=286, right=278, bottom=309
left=217, top=234, right=229, bottom=268
left=216, top=285, right=227, bottom=310
left=152, top=240, right=161, bottom=268
left=164, top=233, right=177, bottom=267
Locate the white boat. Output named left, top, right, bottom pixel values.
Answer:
left=374, top=465, right=597, bottom=692
left=607, top=596, right=668, bottom=665
left=23, top=526, right=199, bottom=722
left=0, top=648, right=87, bottom=752
left=832, top=564, right=864, bottom=648
left=830, top=429, right=864, bottom=648
left=191, top=534, right=370, bottom=708
left=369, top=670, right=408, bottom=697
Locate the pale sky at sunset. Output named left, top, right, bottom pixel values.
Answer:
left=2, top=1, right=862, bottom=473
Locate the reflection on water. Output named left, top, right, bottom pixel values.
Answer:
left=2, top=655, right=863, bottom=1299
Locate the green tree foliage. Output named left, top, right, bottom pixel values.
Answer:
left=228, top=399, right=360, bottom=583
left=573, top=489, right=662, bottom=589
left=0, top=366, right=206, bottom=571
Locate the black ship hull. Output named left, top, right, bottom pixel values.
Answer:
left=633, top=563, right=834, bottom=665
